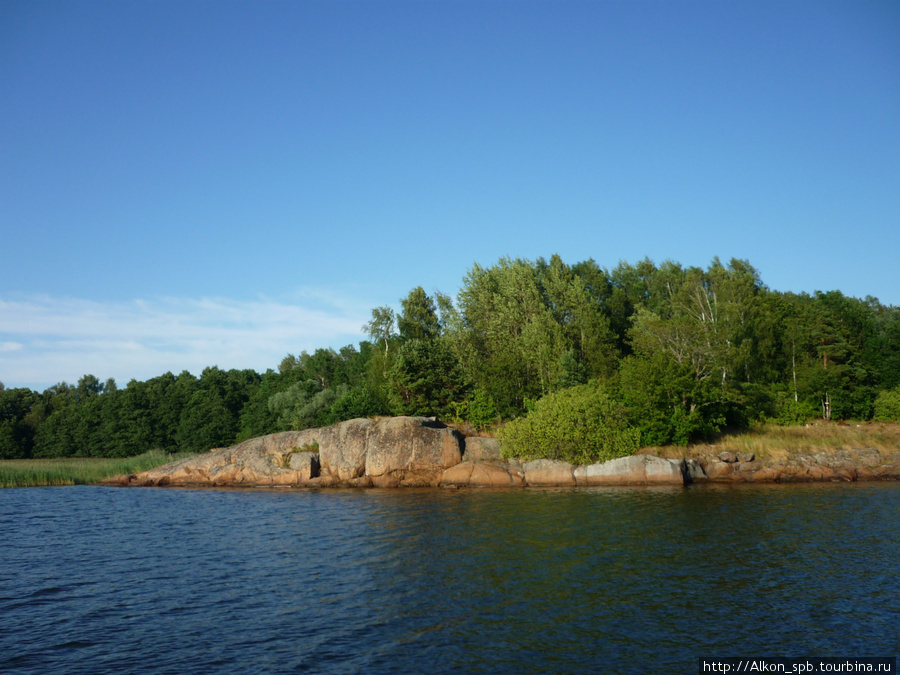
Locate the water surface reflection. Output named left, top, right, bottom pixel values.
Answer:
left=1, top=483, right=897, bottom=673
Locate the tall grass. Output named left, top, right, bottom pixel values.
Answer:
left=0, top=450, right=195, bottom=488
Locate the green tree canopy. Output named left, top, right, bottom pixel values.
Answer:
left=398, top=286, right=440, bottom=342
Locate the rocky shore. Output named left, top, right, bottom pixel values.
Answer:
left=102, top=416, right=900, bottom=489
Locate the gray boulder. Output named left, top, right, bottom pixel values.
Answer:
left=684, top=459, right=707, bottom=482
left=574, top=455, right=687, bottom=485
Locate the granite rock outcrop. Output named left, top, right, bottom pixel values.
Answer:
left=113, top=417, right=463, bottom=488
left=693, top=446, right=900, bottom=483
left=104, top=417, right=900, bottom=489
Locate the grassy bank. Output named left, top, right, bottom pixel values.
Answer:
left=0, top=450, right=196, bottom=488
left=643, top=421, right=900, bottom=462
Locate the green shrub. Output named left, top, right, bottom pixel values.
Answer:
left=450, top=388, right=500, bottom=431
left=770, top=394, right=821, bottom=426
left=873, top=387, right=900, bottom=421
left=498, top=381, right=640, bottom=464
left=467, top=388, right=499, bottom=430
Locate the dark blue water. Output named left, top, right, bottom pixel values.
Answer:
left=1, top=483, right=898, bottom=674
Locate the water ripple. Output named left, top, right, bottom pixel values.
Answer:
left=1, top=483, right=898, bottom=673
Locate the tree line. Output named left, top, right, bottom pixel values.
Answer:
left=2, top=255, right=900, bottom=460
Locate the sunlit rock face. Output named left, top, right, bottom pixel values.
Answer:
left=104, top=420, right=900, bottom=489
left=115, top=417, right=463, bottom=488
left=573, top=455, right=686, bottom=486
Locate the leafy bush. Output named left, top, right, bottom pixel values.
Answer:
left=668, top=407, right=725, bottom=446
left=466, top=388, right=499, bottom=430
left=449, top=388, right=499, bottom=431
left=873, top=387, right=900, bottom=421
left=770, top=393, right=821, bottom=426
left=498, top=381, right=640, bottom=464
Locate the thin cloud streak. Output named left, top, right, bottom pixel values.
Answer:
left=0, top=292, right=371, bottom=391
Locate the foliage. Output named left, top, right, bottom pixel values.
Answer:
left=616, top=259, right=779, bottom=444
left=176, top=389, right=234, bottom=453
left=388, top=338, right=466, bottom=417
left=466, top=388, right=500, bottom=431
left=268, top=381, right=347, bottom=431
left=4, top=254, right=899, bottom=461
left=770, top=395, right=821, bottom=426
left=498, top=381, right=640, bottom=464
left=619, top=353, right=724, bottom=446
left=873, top=387, right=900, bottom=422
left=398, top=286, right=440, bottom=341
left=456, top=256, right=620, bottom=417
left=0, top=388, right=41, bottom=459
left=236, top=371, right=285, bottom=441
left=329, top=385, right=389, bottom=421
left=28, top=368, right=259, bottom=457
left=364, top=306, right=396, bottom=356
left=456, top=258, right=562, bottom=416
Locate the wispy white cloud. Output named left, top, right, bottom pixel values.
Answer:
left=0, top=291, right=371, bottom=391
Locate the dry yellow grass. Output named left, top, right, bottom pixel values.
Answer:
left=641, top=421, right=900, bottom=463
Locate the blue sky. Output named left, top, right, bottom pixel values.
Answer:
left=2, top=0, right=898, bottom=391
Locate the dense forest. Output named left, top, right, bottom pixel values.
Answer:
left=2, top=255, right=900, bottom=460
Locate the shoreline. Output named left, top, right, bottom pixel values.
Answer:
left=100, top=417, right=900, bottom=490
left=6, top=420, right=898, bottom=490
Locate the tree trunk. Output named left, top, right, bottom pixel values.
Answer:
left=822, top=391, right=832, bottom=421
left=792, top=339, right=798, bottom=402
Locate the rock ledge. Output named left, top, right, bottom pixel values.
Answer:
left=104, top=418, right=900, bottom=489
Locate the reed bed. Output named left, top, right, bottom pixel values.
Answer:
left=0, top=450, right=195, bottom=488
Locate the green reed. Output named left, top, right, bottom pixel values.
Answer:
left=0, top=450, right=195, bottom=488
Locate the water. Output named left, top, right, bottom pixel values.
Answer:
left=1, top=483, right=898, bottom=674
